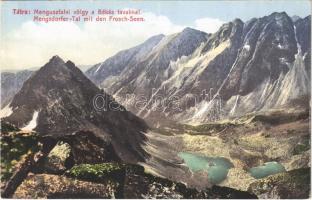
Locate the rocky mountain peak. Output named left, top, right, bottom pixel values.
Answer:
left=47, top=55, right=65, bottom=66
left=160, top=27, right=208, bottom=53
left=232, top=18, right=244, bottom=25
left=178, top=27, right=207, bottom=39
left=291, top=15, right=301, bottom=22
left=145, top=34, right=165, bottom=43
left=38, top=55, right=70, bottom=77
left=182, top=27, right=201, bottom=33
left=267, top=11, right=290, bottom=21
left=265, top=12, right=293, bottom=27
left=3, top=56, right=149, bottom=162
left=201, top=18, right=243, bottom=53
left=270, top=11, right=288, bottom=17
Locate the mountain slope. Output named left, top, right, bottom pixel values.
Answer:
left=2, top=56, right=149, bottom=162
left=185, top=12, right=310, bottom=124
left=186, top=13, right=310, bottom=123
left=87, top=28, right=209, bottom=96
left=86, top=34, right=165, bottom=86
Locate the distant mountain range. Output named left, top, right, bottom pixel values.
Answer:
left=1, top=70, right=33, bottom=108
left=86, top=12, right=310, bottom=125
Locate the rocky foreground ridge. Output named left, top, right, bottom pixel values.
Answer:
left=1, top=123, right=258, bottom=199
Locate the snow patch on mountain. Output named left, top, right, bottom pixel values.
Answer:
left=21, top=111, right=39, bottom=131
left=230, top=95, right=239, bottom=114
left=0, top=103, right=13, bottom=118
left=243, top=44, right=250, bottom=51
left=165, top=40, right=230, bottom=90
left=95, top=64, right=103, bottom=73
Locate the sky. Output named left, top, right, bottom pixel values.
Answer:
left=0, top=0, right=310, bottom=70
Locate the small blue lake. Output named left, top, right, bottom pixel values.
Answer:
left=178, top=152, right=234, bottom=184
left=249, top=162, right=286, bottom=179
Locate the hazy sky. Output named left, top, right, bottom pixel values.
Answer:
left=0, top=0, right=310, bottom=70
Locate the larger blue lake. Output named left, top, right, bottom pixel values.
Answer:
left=178, top=152, right=234, bottom=184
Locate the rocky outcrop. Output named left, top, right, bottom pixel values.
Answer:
left=248, top=168, right=310, bottom=199
left=13, top=174, right=118, bottom=198
left=43, top=141, right=71, bottom=173
left=2, top=136, right=56, bottom=198
left=0, top=126, right=39, bottom=188
left=61, top=131, right=120, bottom=165
left=1, top=130, right=121, bottom=198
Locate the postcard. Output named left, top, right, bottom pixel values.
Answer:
left=0, top=0, right=310, bottom=199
